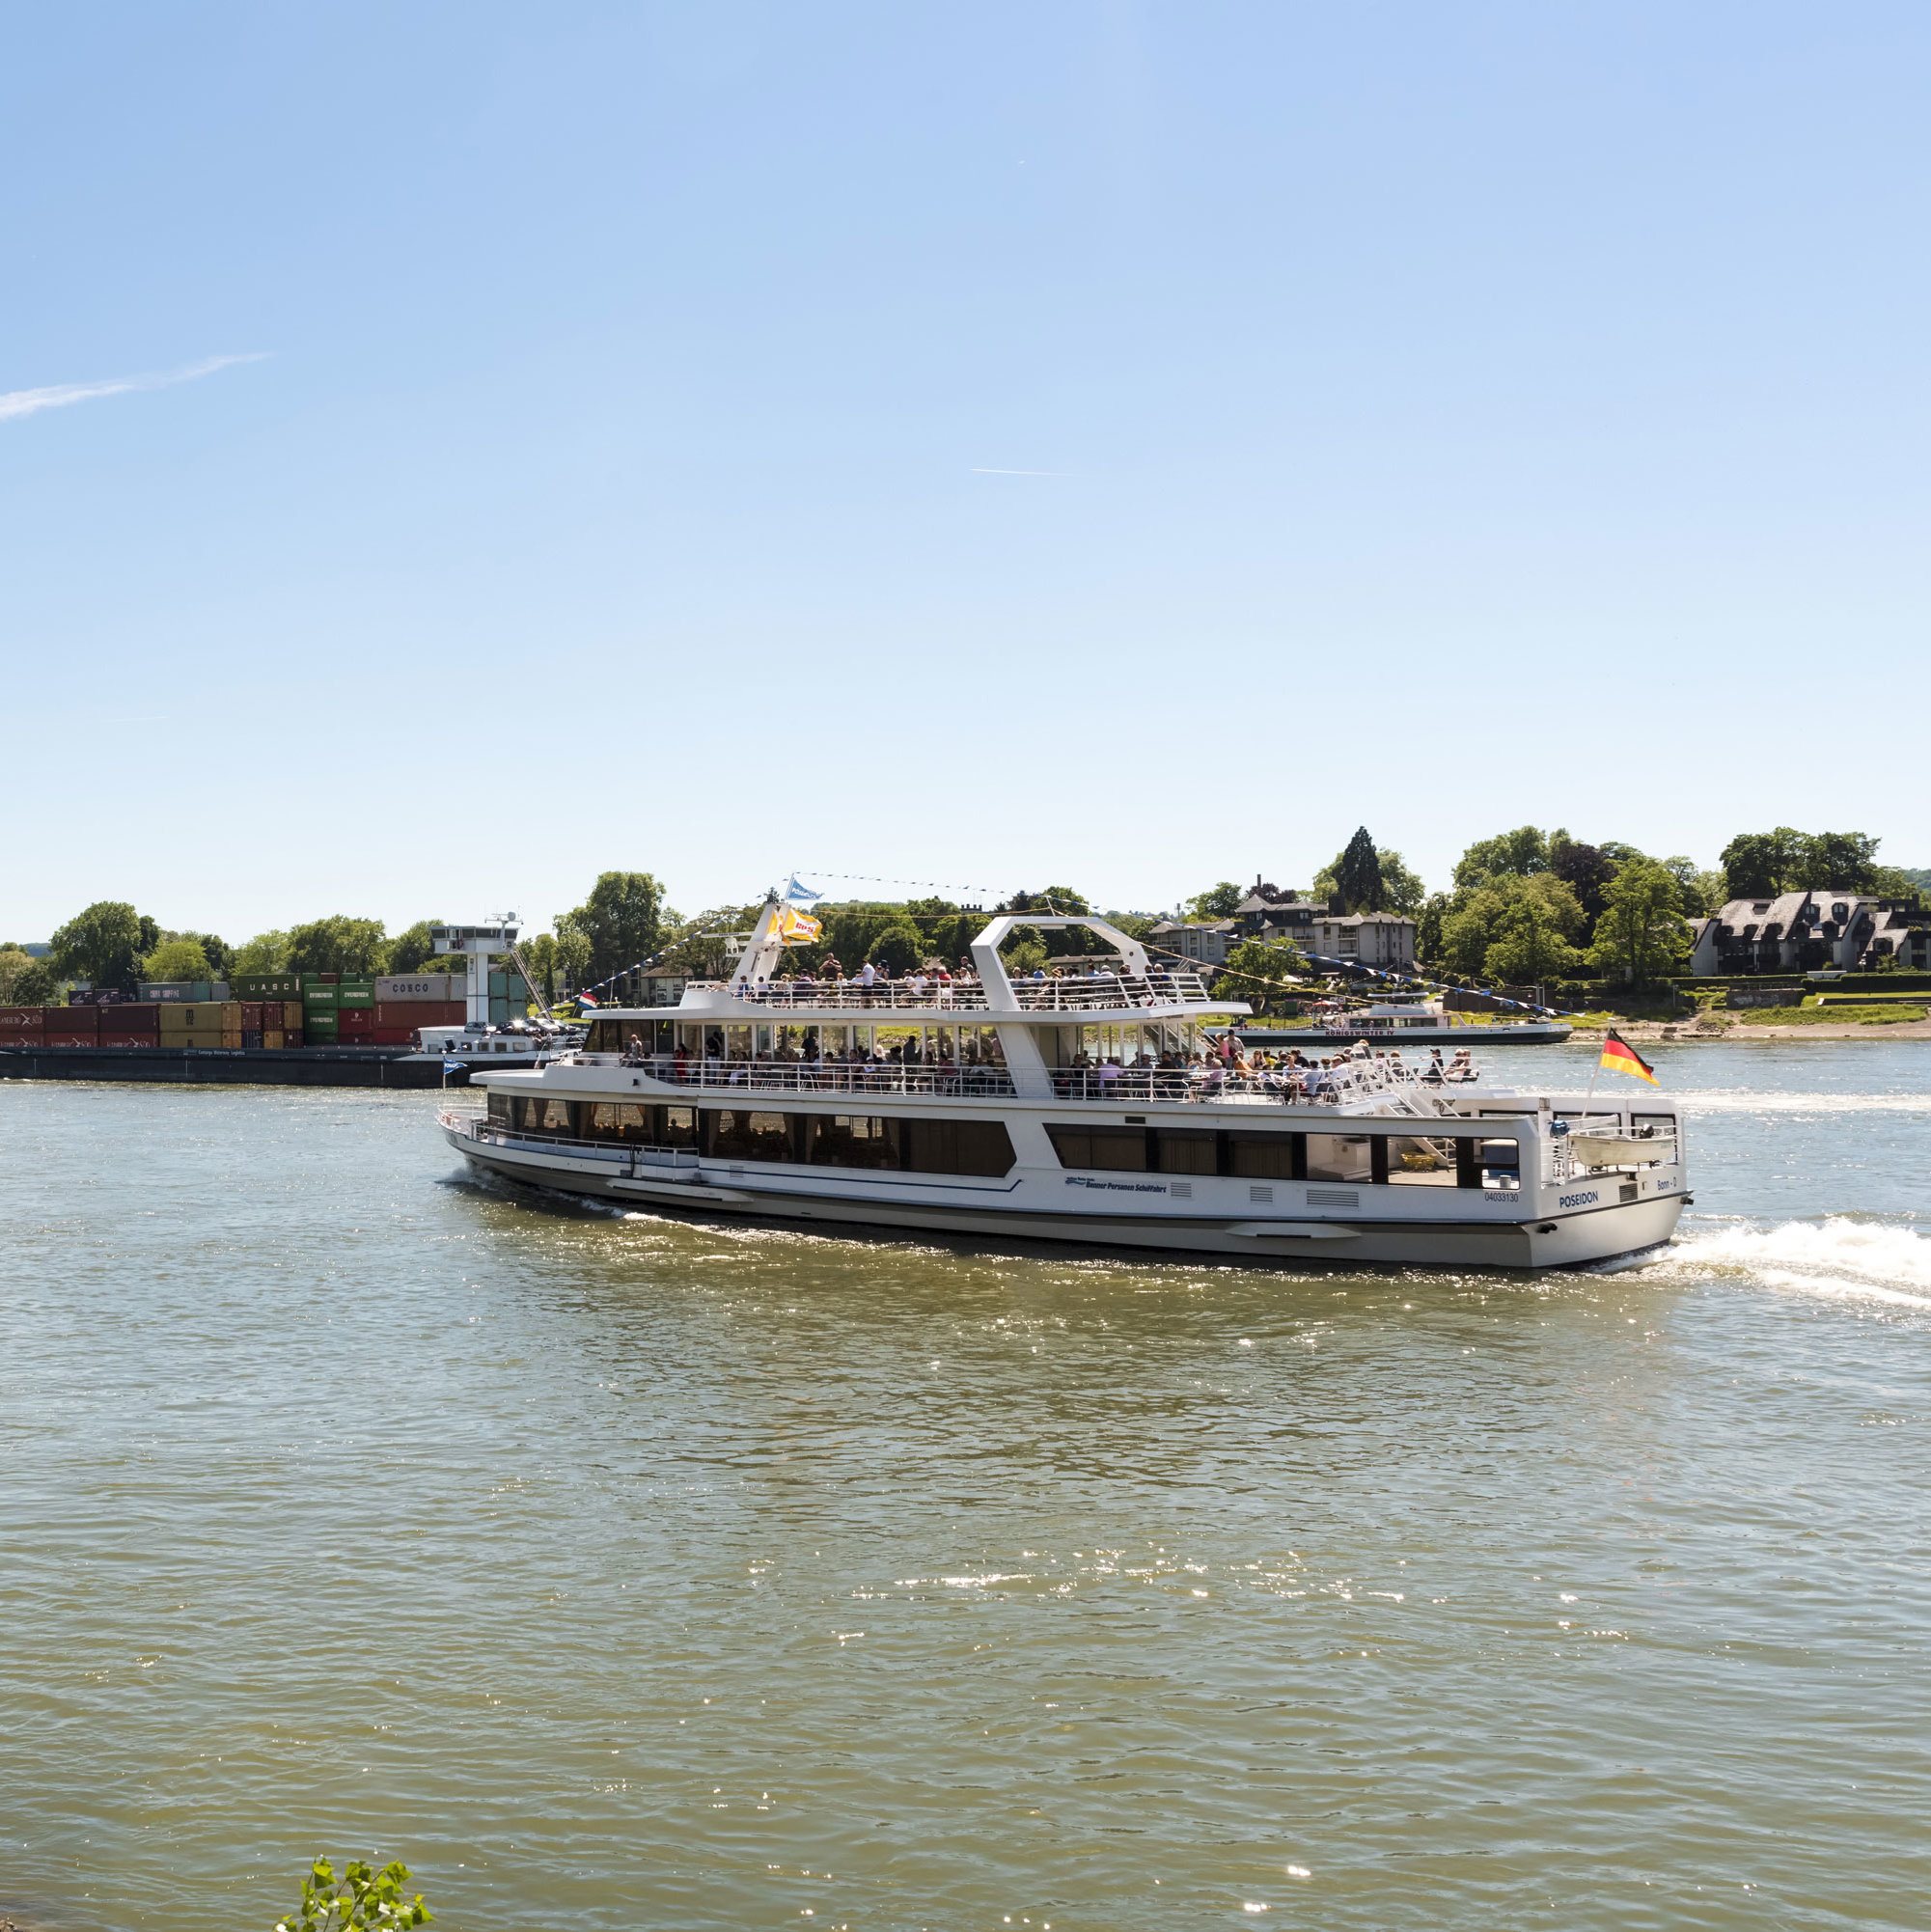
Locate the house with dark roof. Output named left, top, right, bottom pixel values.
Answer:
left=1691, top=891, right=1930, bottom=975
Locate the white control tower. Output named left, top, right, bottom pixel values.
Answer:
left=429, top=920, right=522, bottom=1028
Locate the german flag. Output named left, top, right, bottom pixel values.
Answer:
left=1599, top=1030, right=1658, bottom=1085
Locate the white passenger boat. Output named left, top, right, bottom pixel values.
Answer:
left=437, top=903, right=1685, bottom=1269
left=1243, top=998, right=1571, bottom=1047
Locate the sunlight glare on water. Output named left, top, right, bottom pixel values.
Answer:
left=0, top=1037, right=1927, bottom=1930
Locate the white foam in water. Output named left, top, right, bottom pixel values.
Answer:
left=1633, top=1217, right=1931, bottom=1311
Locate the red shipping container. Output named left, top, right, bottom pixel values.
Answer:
left=336, top=1011, right=373, bottom=1035
left=114, top=1003, right=160, bottom=1032
left=55, top=1007, right=100, bottom=1035
left=43, top=1031, right=98, bottom=1048
left=370, top=1026, right=417, bottom=1045
left=99, top=1033, right=156, bottom=1049
left=0, top=1006, right=46, bottom=1033
left=241, top=1002, right=264, bottom=1027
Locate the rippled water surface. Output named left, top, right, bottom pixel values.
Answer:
left=3, top=1040, right=1928, bottom=1930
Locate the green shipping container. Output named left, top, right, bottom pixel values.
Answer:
left=303, top=987, right=339, bottom=1009
left=335, top=986, right=374, bottom=1008
left=234, top=974, right=300, bottom=1000
left=305, top=1013, right=339, bottom=1036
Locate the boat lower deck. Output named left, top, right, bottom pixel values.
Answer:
left=443, top=1117, right=1684, bottom=1270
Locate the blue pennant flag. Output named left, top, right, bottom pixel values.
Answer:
left=786, top=874, right=824, bottom=906
left=443, top=1058, right=466, bottom=1072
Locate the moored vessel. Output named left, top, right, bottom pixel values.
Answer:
left=439, top=899, right=1681, bottom=1268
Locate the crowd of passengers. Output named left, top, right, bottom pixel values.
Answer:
left=725, top=955, right=1196, bottom=1005
left=605, top=1029, right=1477, bottom=1096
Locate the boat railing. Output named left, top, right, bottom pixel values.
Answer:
left=677, top=970, right=1217, bottom=1013
left=442, top=1107, right=703, bottom=1171
left=546, top=1052, right=1475, bottom=1112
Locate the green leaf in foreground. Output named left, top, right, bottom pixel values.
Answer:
left=276, top=1855, right=431, bottom=1932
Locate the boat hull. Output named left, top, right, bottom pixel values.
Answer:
left=444, top=1123, right=1682, bottom=1271
left=1239, top=1023, right=1572, bottom=1046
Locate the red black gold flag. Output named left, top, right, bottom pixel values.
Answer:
left=1599, top=1030, right=1659, bottom=1085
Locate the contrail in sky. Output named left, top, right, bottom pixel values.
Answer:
left=0, top=352, right=268, bottom=424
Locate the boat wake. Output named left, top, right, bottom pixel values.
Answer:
left=1623, top=1216, right=1931, bottom=1311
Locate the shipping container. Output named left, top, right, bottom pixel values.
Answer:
left=336, top=986, right=374, bottom=1009
left=374, top=976, right=455, bottom=1001
left=281, top=1001, right=303, bottom=1030
left=0, top=1007, right=46, bottom=1032
left=336, top=1012, right=373, bottom=1035
left=221, top=1031, right=243, bottom=1049
left=283, top=1029, right=303, bottom=1047
left=115, top=1004, right=160, bottom=1032
left=305, top=1016, right=339, bottom=1037
left=240, top=1002, right=262, bottom=1027
left=302, top=989, right=339, bottom=1011
left=99, top=1033, right=155, bottom=1049
left=241, top=1030, right=262, bottom=1050
left=262, top=1029, right=284, bottom=1049
left=232, top=974, right=300, bottom=999
left=43, top=1030, right=99, bottom=1047
left=51, top=1007, right=100, bottom=1035
left=222, top=1001, right=243, bottom=1025
left=140, top=982, right=195, bottom=1002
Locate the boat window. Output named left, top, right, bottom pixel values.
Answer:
left=658, top=1105, right=699, bottom=1147
left=486, top=1092, right=512, bottom=1125
left=1478, top=1137, right=1520, bottom=1190
left=517, top=1095, right=576, bottom=1136
left=1386, top=1134, right=1456, bottom=1184
left=588, top=1102, right=651, bottom=1142
left=1228, top=1131, right=1305, bottom=1180
left=1046, top=1125, right=1147, bottom=1172
left=808, top=1115, right=900, bottom=1170
left=1631, top=1113, right=1679, bottom=1164
left=1307, top=1133, right=1371, bottom=1183
left=1154, top=1129, right=1217, bottom=1175
left=709, top=1110, right=794, bottom=1161
left=905, top=1118, right=1017, bottom=1177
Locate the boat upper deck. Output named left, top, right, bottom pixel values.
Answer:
left=667, top=966, right=1230, bottom=1018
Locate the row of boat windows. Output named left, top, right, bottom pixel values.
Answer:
left=486, top=1095, right=1016, bottom=1177
left=1045, top=1124, right=1519, bottom=1188
left=485, top=1094, right=1518, bottom=1187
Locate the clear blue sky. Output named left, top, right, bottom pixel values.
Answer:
left=5, top=2, right=1927, bottom=942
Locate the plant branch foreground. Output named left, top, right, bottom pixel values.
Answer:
left=277, top=1858, right=430, bottom=1932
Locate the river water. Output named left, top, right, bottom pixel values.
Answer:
left=2, top=1041, right=1926, bottom=1931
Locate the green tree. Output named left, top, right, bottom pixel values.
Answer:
left=0, top=949, right=56, bottom=1005
left=1589, top=859, right=1694, bottom=985
left=175, top=930, right=231, bottom=979
left=1482, top=898, right=1584, bottom=985
left=142, top=937, right=213, bottom=982
left=1374, top=849, right=1426, bottom=915
left=521, top=932, right=559, bottom=1004
left=1453, top=825, right=1551, bottom=890
left=1327, top=828, right=1385, bottom=913
left=1720, top=827, right=1806, bottom=898
left=1440, top=874, right=1586, bottom=978
left=1548, top=833, right=1618, bottom=934
left=1660, top=856, right=1725, bottom=919
left=387, top=921, right=441, bottom=974
left=866, top=922, right=924, bottom=975
left=48, top=900, right=146, bottom=991
left=556, top=871, right=666, bottom=986
left=287, top=916, right=390, bottom=977
left=231, top=929, right=291, bottom=975
left=1795, top=830, right=1882, bottom=891
left=276, top=1855, right=430, bottom=1932
left=1184, top=881, right=1244, bottom=920
left=1416, top=892, right=1451, bottom=965
left=1211, top=939, right=1306, bottom=1014
left=554, top=926, right=593, bottom=992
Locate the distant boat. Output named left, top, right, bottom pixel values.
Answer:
left=1242, top=998, right=1571, bottom=1047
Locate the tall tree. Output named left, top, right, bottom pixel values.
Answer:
left=47, top=901, right=146, bottom=991
left=387, top=922, right=442, bottom=975
left=1331, top=828, right=1385, bottom=914
left=287, top=916, right=390, bottom=977
left=1719, top=827, right=1806, bottom=899
left=1184, top=881, right=1244, bottom=920
left=1795, top=831, right=1882, bottom=891
left=1482, top=899, right=1583, bottom=986
left=230, top=930, right=291, bottom=975
left=1453, top=825, right=1550, bottom=889
left=1548, top=834, right=1617, bottom=935
left=1589, top=860, right=1694, bottom=985
left=142, top=938, right=213, bottom=981
left=556, top=871, right=666, bottom=987
left=0, top=949, right=56, bottom=1005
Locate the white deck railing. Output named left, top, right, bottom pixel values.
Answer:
left=680, top=970, right=1217, bottom=1013
left=551, top=1052, right=1476, bottom=1112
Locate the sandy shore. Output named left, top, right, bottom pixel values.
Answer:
left=1566, top=1018, right=1931, bottom=1043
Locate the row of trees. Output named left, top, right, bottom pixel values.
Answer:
left=1177, top=821, right=1922, bottom=990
